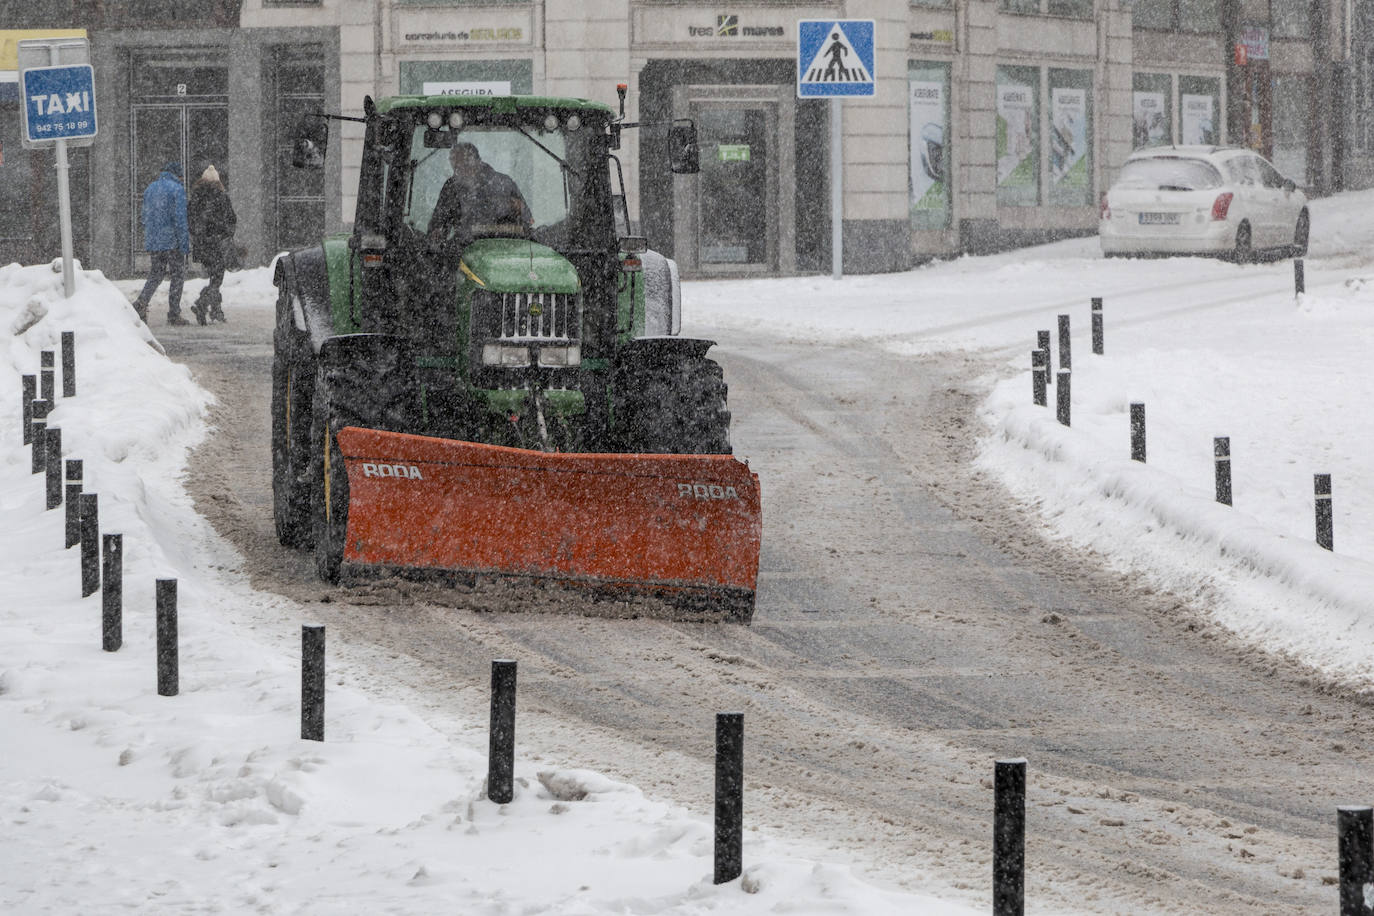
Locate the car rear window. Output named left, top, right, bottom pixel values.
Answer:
left=1116, top=158, right=1223, bottom=191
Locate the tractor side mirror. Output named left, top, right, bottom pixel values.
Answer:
left=292, top=116, right=328, bottom=169
left=669, top=120, right=699, bottom=174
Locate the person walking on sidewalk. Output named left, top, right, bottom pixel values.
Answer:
left=188, top=163, right=237, bottom=325
left=131, top=162, right=191, bottom=326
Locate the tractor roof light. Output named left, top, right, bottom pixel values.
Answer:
left=566, top=114, right=581, bottom=132
left=543, top=113, right=559, bottom=132
left=448, top=111, right=464, bottom=129
left=427, top=111, right=443, bottom=129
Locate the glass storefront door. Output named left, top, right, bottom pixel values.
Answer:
left=697, top=106, right=772, bottom=269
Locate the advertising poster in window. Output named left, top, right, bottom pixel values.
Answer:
left=1133, top=91, right=1168, bottom=147
left=996, top=70, right=1038, bottom=207
left=908, top=66, right=949, bottom=229
left=1181, top=93, right=1216, bottom=145
left=1049, top=88, right=1087, bottom=192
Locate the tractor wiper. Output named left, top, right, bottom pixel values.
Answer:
left=516, top=125, right=580, bottom=178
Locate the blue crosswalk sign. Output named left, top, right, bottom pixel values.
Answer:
left=798, top=20, right=876, bottom=98
left=22, top=64, right=98, bottom=143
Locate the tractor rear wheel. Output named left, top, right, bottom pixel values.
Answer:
left=271, top=285, right=314, bottom=547
left=616, top=354, right=732, bottom=455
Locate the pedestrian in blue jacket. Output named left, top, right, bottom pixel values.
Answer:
left=132, top=162, right=191, bottom=326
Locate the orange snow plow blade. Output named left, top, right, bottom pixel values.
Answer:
left=335, top=427, right=762, bottom=621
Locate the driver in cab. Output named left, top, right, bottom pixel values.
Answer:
left=427, top=141, right=532, bottom=246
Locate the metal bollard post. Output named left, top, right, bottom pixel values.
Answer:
left=1130, top=403, right=1146, bottom=462
left=65, top=460, right=83, bottom=549
left=488, top=659, right=517, bottom=804
left=40, top=350, right=55, bottom=403
left=45, top=427, right=62, bottom=509
left=1214, top=438, right=1233, bottom=506
left=102, top=534, right=122, bottom=652
left=301, top=625, right=326, bottom=741
left=79, top=493, right=99, bottom=597
left=1055, top=372, right=1070, bottom=427
left=31, top=399, right=50, bottom=474
left=1316, top=474, right=1333, bottom=551
left=1057, top=314, right=1071, bottom=376
left=1036, top=331, right=1051, bottom=386
left=156, top=579, right=178, bottom=696
left=714, top=711, right=744, bottom=885
left=1295, top=258, right=1305, bottom=296
left=1031, top=350, right=1047, bottom=407
left=1337, top=806, right=1372, bottom=916
left=1091, top=297, right=1103, bottom=355
left=61, top=331, right=76, bottom=398
left=22, top=374, right=35, bottom=445
left=994, top=758, right=1027, bottom=916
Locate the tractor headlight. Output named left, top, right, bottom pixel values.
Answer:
left=537, top=344, right=581, bottom=368
left=427, top=111, right=443, bottom=129
left=483, top=343, right=531, bottom=368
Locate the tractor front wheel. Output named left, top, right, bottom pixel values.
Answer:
left=271, top=285, right=314, bottom=547
left=616, top=354, right=732, bottom=455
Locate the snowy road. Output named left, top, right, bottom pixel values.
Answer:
left=158, top=283, right=1368, bottom=914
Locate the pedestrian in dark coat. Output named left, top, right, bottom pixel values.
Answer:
left=188, top=164, right=237, bottom=325
left=132, top=162, right=191, bottom=326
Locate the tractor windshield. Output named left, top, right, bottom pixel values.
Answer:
left=401, top=120, right=610, bottom=250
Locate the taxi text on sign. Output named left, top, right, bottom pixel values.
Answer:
left=797, top=20, right=876, bottom=98
left=21, top=64, right=98, bottom=143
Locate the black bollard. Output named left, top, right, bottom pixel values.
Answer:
left=1057, top=314, right=1071, bottom=376
left=61, top=331, right=76, bottom=398
left=994, top=758, right=1027, bottom=916
left=488, top=659, right=517, bottom=804
left=1338, top=806, right=1372, bottom=916
left=1295, top=258, right=1305, bottom=296
left=1214, top=437, right=1232, bottom=506
left=1091, top=297, right=1103, bottom=355
left=156, top=579, right=179, bottom=696
left=301, top=625, right=326, bottom=741
left=79, top=493, right=99, bottom=597
left=1315, top=474, right=1333, bottom=551
left=102, top=534, right=122, bottom=652
left=22, top=374, right=35, bottom=445
left=714, top=711, right=744, bottom=885
left=30, top=399, right=49, bottom=474
left=1055, top=372, right=1070, bottom=427
left=1129, top=403, right=1146, bottom=462
left=65, top=460, right=83, bottom=549
left=1031, top=350, right=1047, bottom=407
left=1036, top=330, right=1051, bottom=386
left=45, top=427, right=62, bottom=509
left=40, top=350, right=54, bottom=403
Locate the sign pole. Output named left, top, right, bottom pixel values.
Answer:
left=55, top=137, right=75, bottom=298
left=831, top=97, right=843, bottom=281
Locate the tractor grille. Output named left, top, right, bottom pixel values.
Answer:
left=491, top=291, right=580, bottom=341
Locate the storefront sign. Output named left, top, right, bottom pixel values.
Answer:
left=1049, top=88, right=1086, bottom=187
left=909, top=30, right=954, bottom=43
left=1132, top=91, right=1167, bottom=146
left=997, top=83, right=1035, bottom=188
left=394, top=9, right=532, bottom=48
left=717, top=143, right=750, bottom=161
left=422, top=81, right=512, bottom=97
left=1239, top=26, right=1269, bottom=61
left=909, top=77, right=947, bottom=225
left=632, top=6, right=834, bottom=46
left=1181, top=93, right=1216, bottom=145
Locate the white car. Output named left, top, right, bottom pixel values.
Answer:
left=1099, top=146, right=1308, bottom=261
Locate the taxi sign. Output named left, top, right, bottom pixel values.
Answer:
left=797, top=20, right=876, bottom=98
left=21, top=64, right=97, bottom=143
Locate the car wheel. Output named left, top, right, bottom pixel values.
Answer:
left=1232, top=222, right=1253, bottom=264
left=1292, top=210, right=1310, bottom=258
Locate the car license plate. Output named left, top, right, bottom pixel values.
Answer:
left=1138, top=212, right=1180, bottom=225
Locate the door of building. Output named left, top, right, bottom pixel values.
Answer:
left=128, top=54, right=228, bottom=269
left=673, top=85, right=795, bottom=277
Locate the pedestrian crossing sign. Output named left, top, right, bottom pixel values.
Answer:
left=797, top=19, right=876, bottom=98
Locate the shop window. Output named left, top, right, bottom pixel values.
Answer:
left=996, top=65, right=1040, bottom=207
left=911, top=0, right=952, bottom=8
left=1271, top=0, right=1310, bottom=38
left=908, top=62, right=951, bottom=229
left=1178, top=75, right=1220, bottom=145
left=1000, top=0, right=1091, bottom=16
left=1271, top=74, right=1310, bottom=182
left=1132, top=72, right=1173, bottom=147
left=1131, top=0, right=1221, bottom=32
left=1048, top=69, right=1092, bottom=207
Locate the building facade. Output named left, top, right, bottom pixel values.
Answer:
left=1, top=0, right=1368, bottom=277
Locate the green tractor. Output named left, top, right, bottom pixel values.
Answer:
left=270, top=91, right=761, bottom=620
